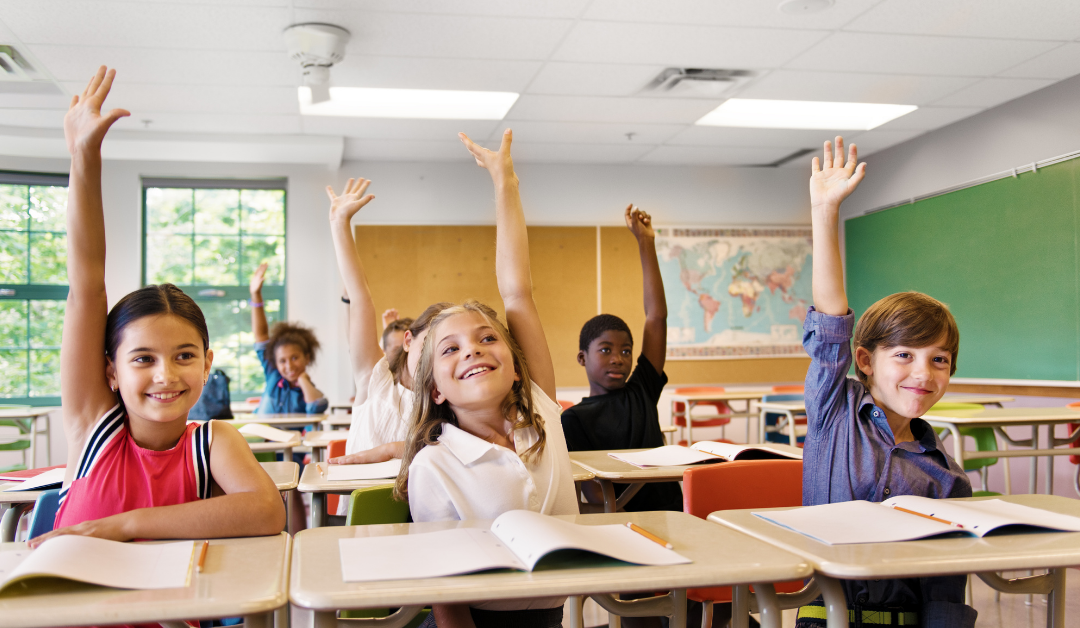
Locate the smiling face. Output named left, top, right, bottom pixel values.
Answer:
left=855, top=340, right=952, bottom=421
left=579, top=329, right=633, bottom=394
left=106, top=313, right=213, bottom=423
left=274, top=343, right=310, bottom=384
left=429, top=311, right=519, bottom=412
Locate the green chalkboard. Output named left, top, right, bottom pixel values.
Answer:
left=845, top=157, right=1080, bottom=382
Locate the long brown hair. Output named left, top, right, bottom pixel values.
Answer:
left=853, top=291, right=959, bottom=386
left=394, top=300, right=547, bottom=501
left=387, top=302, right=454, bottom=382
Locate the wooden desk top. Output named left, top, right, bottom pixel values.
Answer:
left=938, top=394, right=1015, bottom=406
left=922, top=406, right=1080, bottom=427
left=289, top=510, right=810, bottom=611
left=709, top=494, right=1080, bottom=580
left=218, top=414, right=322, bottom=427
left=321, top=415, right=352, bottom=428
left=0, top=483, right=43, bottom=504
left=297, top=462, right=395, bottom=494
left=569, top=446, right=802, bottom=483
left=668, top=390, right=771, bottom=402
left=0, top=533, right=290, bottom=628
left=260, top=461, right=299, bottom=492
left=302, top=430, right=348, bottom=448
left=0, top=407, right=59, bottom=419
left=229, top=401, right=257, bottom=414
left=247, top=437, right=301, bottom=453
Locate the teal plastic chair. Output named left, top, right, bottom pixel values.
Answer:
left=0, top=405, right=34, bottom=473
left=28, top=489, right=62, bottom=539
left=931, top=402, right=1001, bottom=497
left=342, top=485, right=427, bottom=627
left=762, top=393, right=806, bottom=446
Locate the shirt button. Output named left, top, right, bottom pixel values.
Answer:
left=883, top=488, right=891, bottom=496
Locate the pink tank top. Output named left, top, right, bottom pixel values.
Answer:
left=55, top=405, right=213, bottom=529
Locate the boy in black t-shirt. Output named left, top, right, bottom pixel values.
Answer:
left=561, top=205, right=683, bottom=513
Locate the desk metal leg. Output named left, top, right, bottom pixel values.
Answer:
left=753, top=583, right=781, bottom=628
left=566, top=595, right=585, bottom=628
left=1048, top=567, right=1066, bottom=628
left=1, top=502, right=31, bottom=542
left=732, top=584, right=750, bottom=628
left=814, top=575, right=849, bottom=628
left=312, top=606, right=423, bottom=628
left=592, top=589, right=684, bottom=628
left=1045, top=425, right=1055, bottom=495
left=1030, top=426, right=1039, bottom=495
left=244, top=611, right=273, bottom=628
left=311, top=492, right=326, bottom=528
left=600, top=480, right=618, bottom=514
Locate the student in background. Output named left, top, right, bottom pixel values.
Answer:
left=800, top=137, right=974, bottom=627
left=33, top=66, right=283, bottom=548
left=381, top=308, right=413, bottom=357
left=560, top=205, right=682, bottom=517
left=249, top=262, right=328, bottom=416
left=396, top=130, right=577, bottom=628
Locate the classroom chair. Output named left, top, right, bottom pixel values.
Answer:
left=770, top=385, right=804, bottom=394
left=672, top=387, right=733, bottom=446
left=1065, top=402, right=1080, bottom=497
left=682, top=459, right=812, bottom=627
left=0, top=406, right=34, bottom=473
left=327, top=439, right=347, bottom=514
left=557, top=399, right=575, bottom=411
left=930, top=402, right=1001, bottom=496
left=27, top=488, right=61, bottom=540
left=761, top=393, right=806, bottom=447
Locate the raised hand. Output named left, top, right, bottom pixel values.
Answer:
left=459, top=129, right=516, bottom=183
left=326, top=177, right=375, bottom=227
left=64, top=66, right=130, bottom=155
left=249, top=262, right=268, bottom=296
left=624, top=204, right=656, bottom=241
left=810, top=136, right=866, bottom=212
left=381, top=308, right=399, bottom=328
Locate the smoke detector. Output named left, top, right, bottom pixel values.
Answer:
left=283, top=23, right=350, bottom=104
left=641, top=68, right=757, bottom=98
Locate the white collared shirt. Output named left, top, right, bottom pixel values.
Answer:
left=346, top=357, right=413, bottom=455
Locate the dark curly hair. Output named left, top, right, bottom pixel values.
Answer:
left=106, top=283, right=209, bottom=360
left=267, top=321, right=321, bottom=363
left=578, top=314, right=633, bottom=351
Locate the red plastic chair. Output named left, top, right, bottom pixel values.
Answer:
left=672, top=386, right=733, bottom=446
left=771, top=385, right=804, bottom=394
left=557, top=400, right=575, bottom=411
left=683, top=460, right=807, bottom=624
left=326, top=439, right=347, bottom=514
left=1067, top=402, right=1080, bottom=497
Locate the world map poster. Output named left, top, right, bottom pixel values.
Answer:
left=656, top=227, right=812, bottom=359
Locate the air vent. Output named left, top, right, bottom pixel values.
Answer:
left=0, top=45, right=44, bottom=81
left=641, top=68, right=757, bottom=98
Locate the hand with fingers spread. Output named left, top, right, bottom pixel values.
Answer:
left=459, top=129, right=517, bottom=184
left=624, top=204, right=656, bottom=242
left=810, top=136, right=866, bottom=214
left=326, top=177, right=376, bottom=228
left=249, top=262, right=268, bottom=297
left=381, top=308, right=400, bottom=329
left=64, top=66, right=130, bottom=155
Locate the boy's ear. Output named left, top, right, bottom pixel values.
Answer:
left=854, top=346, right=874, bottom=378
left=577, top=350, right=587, bottom=367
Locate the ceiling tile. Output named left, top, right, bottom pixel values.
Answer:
left=58, top=81, right=298, bottom=116
left=931, top=77, right=1055, bottom=108
left=485, top=121, right=683, bottom=145
left=330, top=56, right=541, bottom=92
left=108, top=112, right=304, bottom=135
left=510, top=142, right=655, bottom=164
left=293, top=0, right=591, bottom=19
left=552, top=21, right=829, bottom=68
left=665, top=126, right=844, bottom=149
left=506, top=95, right=722, bottom=124
left=303, top=117, right=498, bottom=142
left=292, top=9, right=573, bottom=60
left=0, top=91, right=70, bottom=109
left=0, top=108, right=66, bottom=128
left=999, top=43, right=1080, bottom=79
left=526, top=62, right=666, bottom=97
left=846, top=0, right=1080, bottom=41
left=344, top=138, right=474, bottom=162
left=0, top=1, right=290, bottom=50
left=737, top=70, right=978, bottom=106
left=871, top=106, right=983, bottom=131
left=788, top=32, right=1059, bottom=77
left=845, top=129, right=926, bottom=156
left=638, top=145, right=798, bottom=166
left=582, top=0, right=878, bottom=30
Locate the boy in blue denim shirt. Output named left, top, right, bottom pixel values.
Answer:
left=799, top=137, right=975, bottom=628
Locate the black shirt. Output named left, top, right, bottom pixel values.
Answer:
left=561, top=354, right=683, bottom=512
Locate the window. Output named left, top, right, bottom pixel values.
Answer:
left=0, top=171, right=69, bottom=404
left=142, top=178, right=287, bottom=397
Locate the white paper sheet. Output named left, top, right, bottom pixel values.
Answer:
left=340, top=528, right=523, bottom=582
left=3, top=467, right=67, bottom=492
left=238, top=423, right=299, bottom=443
left=607, top=445, right=720, bottom=468
left=326, top=459, right=402, bottom=481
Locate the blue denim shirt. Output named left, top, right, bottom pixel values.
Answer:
left=802, top=307, right=975, bottom=627
left=254, top=341, right=329, bottom=416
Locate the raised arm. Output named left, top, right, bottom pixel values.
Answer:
left=810, top=137, right=865, bottom=316
left=326, top=178, right=382, bottom=403
left=249, top=263, right=270, bottom=343
left=626, top=205, right=667, bottom=374
left=60, top=67, right=130, bottom=443
left=459, top=130, right=556, bottom=400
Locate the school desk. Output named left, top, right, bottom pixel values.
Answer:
left=230, top=400, right=258, bottom=414
left=302, top=430, right=348, bottom=463
left=0, top=482, right=43, bottom=542
left=0, top=532, right=290, bottom=628
left=709, top=494, right=1080, bottom=628
left=922, top=406, right=1080, bottom=495
left=261, top=461, right=299, bottom=492
left=329, top=401, right=353, bottom=414
left=0, top=406, right=60, bottom=468
left=289, top=510, right=812, bottom=628
left=668, top=390, right=770, bottom=445
left=937, top=394, right=1014, bottom=407
left=569, top=446, right=803, bottom=513
left=219, top=414, right=323, bottom=429
left=321, top=414, right=352, bottom=429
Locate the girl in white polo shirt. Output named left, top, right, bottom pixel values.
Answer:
left=396, top=130, right=578, bottom=628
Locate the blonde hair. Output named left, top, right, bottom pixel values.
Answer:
left=853, top=291, right=959, bottom=386
left=394, top=300, right=547, bottom=501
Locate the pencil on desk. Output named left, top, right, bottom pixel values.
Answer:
left=625, top=522, right=674, bottom=549
left=196, top=540, right=209, bottom=573
left=317, top=463, right=324, bottom=477
left=890, top=505, right=964, bottom=529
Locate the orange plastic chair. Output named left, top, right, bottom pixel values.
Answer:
left=771, top=385, right=804, bottom=394
left=557, top=400, right=575, bottom=411
left=326, top=439, right=347, bottom=514
left=1067, top=402, right=1080, bottom=496
left=683, top=460, right=807, bottom=624
left=671, top=386, right=733, bottom=446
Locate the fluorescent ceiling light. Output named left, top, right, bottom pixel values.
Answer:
left=299, top=86, right=518, bottom=120
left=696, top=98, right=917, bottom=130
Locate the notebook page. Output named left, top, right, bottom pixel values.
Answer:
left=237, top=423, right=298, bottom=443
left=885, top=496, right=1080, bottom=536
left=339, top=528, right=523, bottom=582
left=754, top=501, right=963, bottom=545
left=489, top=510, right=691, bottom=570
left=692, top=441, right=801, bottom=461
left=326, top=459, right=402, bottom=481
left=3, top=467, right=67, bottom=492
left=607, top=445, right=719, bottom=468
left=1, top=537, right=194, bottom=591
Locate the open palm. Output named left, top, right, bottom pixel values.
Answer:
left=326, top=177, right=375, bottom=225
left=810, top=137, right=865, bottom=210
left=460, top=129, right=515, bottom=180
left=64, top=66, right=129, bottom=155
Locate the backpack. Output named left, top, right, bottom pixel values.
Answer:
left=189, top=369, right=233, bottom=421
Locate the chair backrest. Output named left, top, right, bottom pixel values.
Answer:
left=683, top=459, right=803, bottom=518
left=771, top=385, right=804, bottom=394
left=761, top=393, right=804, bottom=404
left=1067, top=402, right=1080, bottom=464
left=673, top=386, right=729, bottom=414
left=674, top=386, right=725, bottom=395
left=326, top=439, right=348, bottom=513
left=346, top=484, right=411, bottom=526
left=557, top=400, right=575, bottom=411
left=28, top=488, right=62, bottom=539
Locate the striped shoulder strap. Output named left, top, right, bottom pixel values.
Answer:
left=59, top=404, right=126, bottom=504
left=191, top=421, right=214, bottom=500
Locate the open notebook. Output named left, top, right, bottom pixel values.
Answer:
left=339, top=510, right=691, bottom=582
left=755, top=495, right=1080, bottom=545
left=609, top=442, right=802, bottom=468
left=237, top=423, right=299, bottom=443
left=326, top=459, right=402, bottom=481
left=0, top=536, right=195, bottom=592
left=2, top=467, right=67, bottom=492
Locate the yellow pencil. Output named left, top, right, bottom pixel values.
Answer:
left=625, top=522, right=674, bottom=549
left=196, top=540, right=209, bottom=573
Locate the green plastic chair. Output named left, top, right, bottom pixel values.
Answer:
left=0, top=405, right=34, bottom=474
left=342, top=485, right=426, bottom=627
left=931, top=402, right=1001, bottom=497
